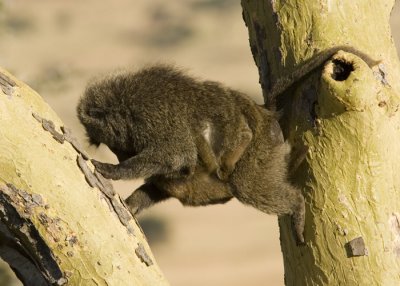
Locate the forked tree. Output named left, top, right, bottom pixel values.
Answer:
left=0, top=0, right=399, bottom=285
left=242, top=0, right=400, bottom=285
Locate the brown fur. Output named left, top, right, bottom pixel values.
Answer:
left=77, top=65, right=305, bottom=243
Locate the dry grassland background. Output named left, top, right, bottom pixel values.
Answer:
left=0, top=1, right=399, bottom=285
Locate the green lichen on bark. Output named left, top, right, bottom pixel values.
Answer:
left=242, top=0, right=400, bottom=285
left=0, top=68, right=169, bottom=285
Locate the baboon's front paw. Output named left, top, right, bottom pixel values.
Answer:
left=127, top=205, right=140, bottom=216
left=124, top=197, right=142, bottom=216
left=91, top=160, right=121, bottom=180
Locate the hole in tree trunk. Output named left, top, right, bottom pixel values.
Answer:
left=331, top=59, right=354, bottom=81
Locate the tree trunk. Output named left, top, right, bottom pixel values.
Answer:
left=241, top=0, right=400, bottom=285
left=0, top=68, right=169, bottom=285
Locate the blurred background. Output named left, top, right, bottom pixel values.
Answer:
left=0, top=1, right=399, bottom=285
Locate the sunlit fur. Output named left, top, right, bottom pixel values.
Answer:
left=77, top=65, right=305, bottom=243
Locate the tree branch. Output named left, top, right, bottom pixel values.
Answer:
left=0, top=68, right=169, bottom=285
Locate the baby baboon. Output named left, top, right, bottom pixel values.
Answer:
left=77, top=48, right=378, bottom=244
left=77, top=65, right=305, bottom=243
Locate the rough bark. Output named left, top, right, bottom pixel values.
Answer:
left=241, top=0, right=400, bottom=285
left=0, top=68, right=169, bottom=285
